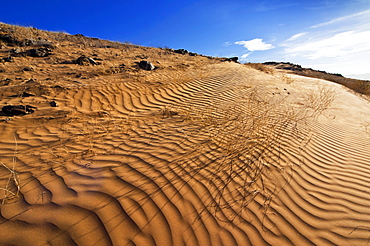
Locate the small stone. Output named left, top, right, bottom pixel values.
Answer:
left=23, top=67, right=34, bottom=71
left=2, top=57, right=14, bottom=62
left=138, top=60, right=155, bottom=71
left=12, top=48, right=21, bottom=54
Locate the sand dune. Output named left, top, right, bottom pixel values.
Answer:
left=1, top=60, right=370, bottom=246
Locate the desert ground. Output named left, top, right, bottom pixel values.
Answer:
left=1, top=23, right=370, bottom=245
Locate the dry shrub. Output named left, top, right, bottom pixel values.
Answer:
left=176, top=87, right=317, bottom=221
left=302, top=85, right=336, bottom=118
left=0, top=160, right=20, bottom=204
left=279, top=73, right=295, bottom=84
left=0, top=136, right=20, bottom=204
left=159, top=105, right=179, bottom=118
left=245, top=63, right=274, bottom=74
left=364, top=122, right=370, bottom=137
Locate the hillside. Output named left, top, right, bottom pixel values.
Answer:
left=1, top=23, right=370, bottom=246
left=263, top=61, right=370, bottom=95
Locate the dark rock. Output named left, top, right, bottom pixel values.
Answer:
left=174, top=49, right=189, bottom=55
left=0, top=34, right=16, bottom=45
left=0, top=78, right=12, bottom=86
left=0, top=33, right=34, bottom=47
left=23, top=67, right=34, bottom=71
left=10, top=92, right=35, bottom=98
left=29, top=48, right=53, bottom=57
left=0, top=117, right=12, bottom=122
left=76, top=56, right=98, bottom=65
left=19, top=39, right=34, bottom=47
left=2, top=105, right=36, bottom=116
left=25, top=79, right=36, bottom=83
left=138, top=60, right=155, bottom=71
left=11, top=48, right=21, bottom=54
left=50, top=101, right=58, bottom=107
left=1, top=57, right=14, bottom=63
left=222, top=57, right=239, bottom=63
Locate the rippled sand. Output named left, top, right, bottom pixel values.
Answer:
left=1, top=61, right=370, bottom=245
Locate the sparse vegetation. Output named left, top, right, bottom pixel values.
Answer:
left=302, top=85, right=336, bottom=118
left=279, top=73, right=295, bottom=84
left=244, top=63, right=274, bottom=74
left=0, top=136, right=20, bottom=204
left=175, top=85, right=330, bottom=220
left=264, top=62, right=370, bottom=95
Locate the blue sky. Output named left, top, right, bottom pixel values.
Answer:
left=1, top=0, right=370, bottom=78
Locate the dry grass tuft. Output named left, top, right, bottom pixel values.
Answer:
left=159, top=105, right=179, bottom=118
left=245, top=63, right=274, bottom=74
left=0, top=136, right=20, bottom=204
left=279, top=73, right=295, bottom=84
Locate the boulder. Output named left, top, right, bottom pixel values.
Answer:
left=138, top=60, right=155, bottom=71
left=2, top=105, right=36, bottom=116
left=29, top=48, right=53, bottom=57
left=0, top=34, right=33, bottom=46
left=76, top=56, right=98, bottom=65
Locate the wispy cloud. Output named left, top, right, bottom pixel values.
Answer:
left=280, top=7, right=370, bottom=75
left=285, top=30, right=370, bottom=60
left=235, top=38, right=274, bottom=51
left=240, top=53, right=251, bottom=60
left=311, top=9, right=370, bottom=28
left=286, top=32, right=307, bottom=41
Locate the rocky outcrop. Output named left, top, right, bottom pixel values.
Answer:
left=29, top=47, right=53, bottom=57
left=2, top=105, right=36, bottom=116
left=138, top=60, right=155, bottom=71
left=222, top=57, right=239, bottom=63
left=174, top=49, right=198, bottom=56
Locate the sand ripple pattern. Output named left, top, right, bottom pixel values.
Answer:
left=1, top=63, right=370, bottom=245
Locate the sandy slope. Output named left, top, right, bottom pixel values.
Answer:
left=0, top=62, right=370, bottom=245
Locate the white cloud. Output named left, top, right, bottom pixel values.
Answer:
left=235, top=38, right=275, bottom=51
left=286, top=32, right=307, bottom=41
left=223, top=41, right=231, bottom=47
left=241, top=53, right=250, bottom=59
left=279, top=8, right=370, bottom=76
left=311, top=9, right=370, bottom=28
left=285, top=30, right=370, bottom=60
